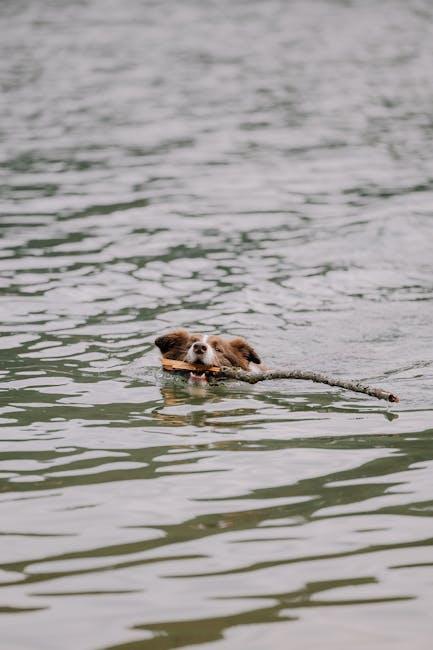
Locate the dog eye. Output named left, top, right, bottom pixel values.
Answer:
left=214, top=345, right=221, bottom=352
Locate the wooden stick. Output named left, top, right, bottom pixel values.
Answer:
left=218, top=367, right=400, bottom=403
left=161, top=358, right=400, bottom=403
left=161, top=358, right=221, bottom=374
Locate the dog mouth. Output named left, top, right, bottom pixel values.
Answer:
left=189, top=372, right=208, bottom=383
left=187, top=355, right=216, bottom=367
left=191, top=353, right=211, bottom=366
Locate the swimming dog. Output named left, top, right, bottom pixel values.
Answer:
left=155, top=329, right=265, bottom=382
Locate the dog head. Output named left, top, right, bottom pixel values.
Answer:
left=154, top=329, right=261, bottom=370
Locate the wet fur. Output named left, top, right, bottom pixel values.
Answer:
left=155, top=329, right=263, bottom=371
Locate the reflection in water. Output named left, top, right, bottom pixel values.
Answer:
left=1, top=0, right=433, bottom=649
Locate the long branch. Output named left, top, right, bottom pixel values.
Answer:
left=160, top=358, right=400, bottom=402
left=219, top=367, right=400, bottom=403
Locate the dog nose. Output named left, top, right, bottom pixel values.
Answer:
left=193, top=343, right=207, bottom=354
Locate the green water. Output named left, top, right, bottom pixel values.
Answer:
left=1, top=1, right=433, bottom=649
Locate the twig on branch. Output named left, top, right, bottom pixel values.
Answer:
left=160, top=358, right=400, bottom=403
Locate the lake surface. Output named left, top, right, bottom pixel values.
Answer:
left=1, top=1, right=433, bottom=648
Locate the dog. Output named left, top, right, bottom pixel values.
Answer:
left=155, top=329, right=266, bottom=383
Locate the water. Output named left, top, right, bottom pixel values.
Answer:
left=1, top=1, right=433, bottom=648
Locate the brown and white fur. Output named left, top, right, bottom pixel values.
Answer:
left=155, top=329, right=266, bottom=383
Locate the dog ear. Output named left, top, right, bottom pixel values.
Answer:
left=154, top=329, right=189, bottom=353
left=229, top=337, right=261, bottom=364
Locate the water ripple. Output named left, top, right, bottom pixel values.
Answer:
left=1, top=1, right=433, bottom=649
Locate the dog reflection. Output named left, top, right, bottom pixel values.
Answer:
left=154, top=384, right=256, bottom=429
